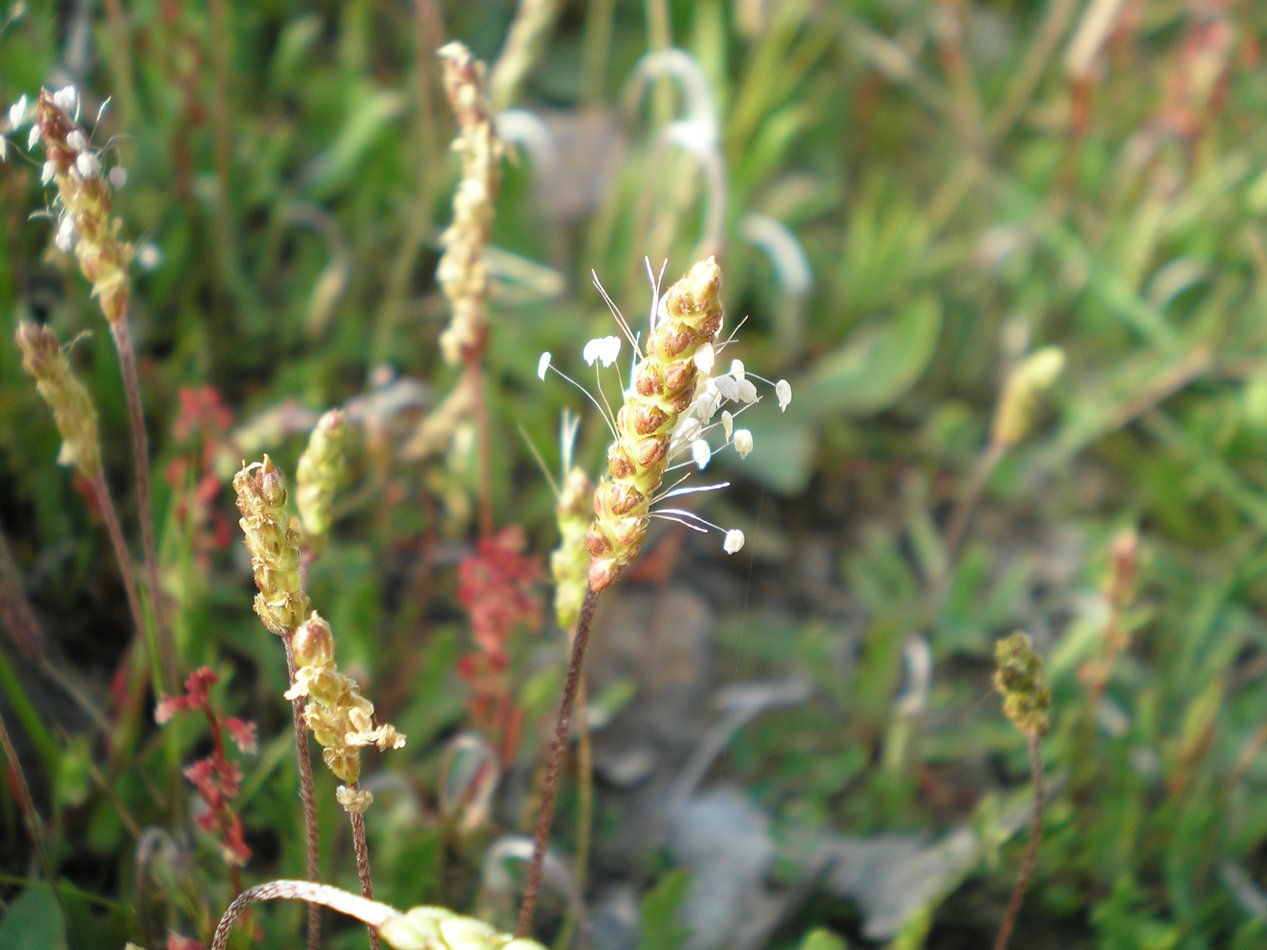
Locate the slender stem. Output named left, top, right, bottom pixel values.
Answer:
left=107, top=318, right=176, bottom=693
left=0, top=709, right=56, bottom=887
left=942, top=439, right=1006, bottom=567
left=348, top=793, right=382, bottom=950
left=573, top=678, right=593, bottom=894
left=465, top=355, right=494, bottom=540
left=212, top=880, right=400, bottom=950
left=0, top=524, right=45, bottom=660
left=87, top=473, right=147, bottom=658
left=993, top=733, right=1045, bottom=950
left=517, top=586, right=599, bottom=938
left=284, top=636, right=322, bottom=950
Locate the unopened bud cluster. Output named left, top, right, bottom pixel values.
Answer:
left=286, top=612, right=406, bottom=812
left=296, top=409, right=347, bottom=550
left=15, top=322, right=103, bottom=478
left=7, top=88, right=134, bottom=325
left=550, top=467, right=594, bottom=629
left=436, top=42, right=505, bottom=365
left=993, top=631, right=1052, bottom=738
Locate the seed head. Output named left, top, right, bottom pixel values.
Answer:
left=16, top=322, right=103, bottom=478
left=296, top=409, right=347, bottom=551
left=233, top=457, right=310, bottom=636
left=993, top=631, right=1052, bottom=738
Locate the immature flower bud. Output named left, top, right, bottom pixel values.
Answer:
left=992, top=347, right=1065, bottom=448
left=293, top=614, right=335, bottom=667
left=551, top=467, right=594, bottom=629
left=993, top=632, right=1052, bottom=738
left=16, top=322, right=103, bottom=478
left=296, top=409, right=347, bottom=550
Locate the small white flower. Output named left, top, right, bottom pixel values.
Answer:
left=54, top=216, right=75, bottom=252
left=583, top=335, right=622, bottom=367
left=733, top=429, right=753, bottom=458
left=537, top=352, right=552, bottom=381
left=721, top=409, right=733, bottom=439
left=691, top=439, right=711, bottom=470
left=75, top=151, right=100, bottom=178
left=137, top=242, right=163, bottom=270
left=27, top=124, right=40, bottom=150
left=108, top=166, right=127, bottom=189
left=52, top=85, right=78, bottom=114
left=66, top=129, right=87, bottom=152
left=40, top=160, right=54, bottom=183
left=775, top=379, right=792, bottom=412
left=723, top=529, right=745, bottom=554
left=694, top=341, right=715, bottom=373
left=8, top=95, right=28, bottom=129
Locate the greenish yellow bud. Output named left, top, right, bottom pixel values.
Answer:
left=992, top=346, right=1065, bottom=448
left=551, top=467, right=593, bottom=629
left=296, top=409, right=347, bottom=550
left=16, top=322, right=103, bottom=478
left=993, top=631, right=1052, bottom=738
left=293, top=613, right=335, bottom=667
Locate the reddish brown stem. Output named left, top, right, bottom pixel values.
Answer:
left=464, top=355, right=494, bottom=540
left=348, top=796, right=382, bottom=950
left=517, top=585, right=599, bottom=937
left=993, top=733, right=1045, bottom=950
left=88, top=473, right=147, bottom=653
left=284, top=636, right=322, bottom=950
left=108, top=318, right=176, bottom=693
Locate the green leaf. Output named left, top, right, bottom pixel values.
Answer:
left=799, top=295, right=942, bottom=418
left=0, top=883, right=67, bottom=950
left=797, top=927, right=849, bottom=950
left=639, top=870, right=692, bottom=950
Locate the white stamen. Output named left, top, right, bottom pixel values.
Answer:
left=537, top=352, right=551, bottom=381
left=40, top=160, right=54, bottom=183
left=730, top=358, right=746, bottom=381
left=54, top=216, right=74, bottom=252
left=694, top=342, right=715, bottom=373
left=52, top=85, right=78, bottom=114
left=583, top=335, right=622, bottom=367
left=75, top=151, right=100, bottom=178
left=723, top=529, right=745, bottom=554
left=733, top=429, right=753, bottom=458
left=27, top=124, right=40, bottom=150
left=0, top=137, right=6, bottom=162
left=736, top=377, right=758, bottom=404
left=108, top=166, right=127, bottom=189
left=721, top=410, right=733, bottom=439
left=775, top=379, right=792, bottom=412
left=8, top=95, right=28, bottom=128
left=691, top=439, right=711, bottom=470
left=66, top=129, right=87, bottom=152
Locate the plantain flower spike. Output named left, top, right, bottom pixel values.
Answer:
left=286, top=612, right=406, bottom=813
left=25, top=87, right=134, bottom=325
left=587, top=258, right=726, bottom=592
left=551, top=466, right=594, bottom=629
left=436, top=42, right=505, bottom=366
left=233, top=456, right=311, bottom=637
left=16, top=322, right=103, bottom=479
left=296, top=409, right=347, bottom=550
left=993, top=631, right=1052, bottom=739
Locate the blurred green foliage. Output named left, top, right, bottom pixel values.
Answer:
left=3, top=0, right=1267, bottom=947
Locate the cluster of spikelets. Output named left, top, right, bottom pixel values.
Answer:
left=549, top=466, right=593, bottom=629
left=993, top=632, right=1053, bottom=739
left=233, top=456, right=404, bottom=813
left=295, top=409, right=347, bottom=551
left=436, top=42, right=505, bottom=366
left=14, top=322, right=102, bottom=478
left=5, top=88, right=133, bottom=324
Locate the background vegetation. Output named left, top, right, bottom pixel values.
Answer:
left=3, top=0, right=1267, bottom=947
